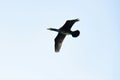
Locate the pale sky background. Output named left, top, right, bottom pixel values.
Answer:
left=0, top=0, right=120, bottom=80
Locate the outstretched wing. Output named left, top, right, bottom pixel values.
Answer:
left=60, top=18, right=79, bottom=31
left=54, top=33, right=66, bottom=52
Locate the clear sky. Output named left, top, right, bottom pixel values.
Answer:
left=0, top=0, right=120, bottom=80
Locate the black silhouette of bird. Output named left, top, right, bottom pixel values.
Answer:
left=47, top=18, right=80, bottom=52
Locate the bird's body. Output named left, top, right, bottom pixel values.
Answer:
left=47, top=18, right=80, bottom=52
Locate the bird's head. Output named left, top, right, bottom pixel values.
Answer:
left=47, top=28, right=59, bottom=32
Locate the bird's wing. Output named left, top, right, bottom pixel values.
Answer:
left=60, top=18, right=79, bottom=31
left=54, top=33, right=66, bottom=52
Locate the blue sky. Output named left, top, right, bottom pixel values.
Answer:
left=0, top=0, right=120, bottom=80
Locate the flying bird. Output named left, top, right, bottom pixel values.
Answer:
left=47, top=18, right=80, bottom=52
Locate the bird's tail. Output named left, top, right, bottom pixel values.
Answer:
left=71, top=30, right=80, bottom=37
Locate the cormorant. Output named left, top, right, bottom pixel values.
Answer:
left=47, top=18, right=80, bottom=52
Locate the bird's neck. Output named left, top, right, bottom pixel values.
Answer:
left=48, top=28, right=59, bottom=32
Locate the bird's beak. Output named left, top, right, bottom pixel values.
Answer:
left=47, top=28, right=51, bottom=30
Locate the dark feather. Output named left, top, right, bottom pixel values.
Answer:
left=54, top=33, right=66, bottom=52
left=60, top=18, right=79, bottom=31
left=48, top=18, right=80, bottom=52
